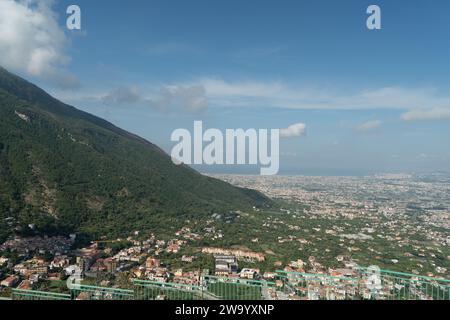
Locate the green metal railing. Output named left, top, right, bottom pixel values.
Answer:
left=275, top=269, right=449, bottom=300
left=357, top=268, right=450, bottom=300
left=203, top=275, right=276, bottom=300
left=12, top=289, right=71, bottom=301
left=7, top=267, right=450, bottom=301
left=133, top=279, right=203, bottom=300
left=133, top=276, right=276, bottom=300
left=70, top=284, right=134, bottom=300
left=275, top=270, right=358, bottom=300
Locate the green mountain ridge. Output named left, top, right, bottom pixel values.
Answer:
left=0, top=67, right=271, bottom=242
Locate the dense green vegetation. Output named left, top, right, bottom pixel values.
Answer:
left=0, top=67, right=272, bottom=242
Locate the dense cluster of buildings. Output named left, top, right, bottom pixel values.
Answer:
left=202, top=247, right=265, bottom=262
left=214, top=174, right=450, bottom=277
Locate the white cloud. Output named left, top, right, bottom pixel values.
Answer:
left=101, top=87, right=141, bottom=105
left=193, top=79, right=450, bottom=113
left=0, top=0, right=77, bottom=88
left=51, top=76, right=450, bottom=120
left=52, top=84, right=209, bottom=114
left=280, top=123, right=306, bottom=138
left=147, top=85, right=208, bottom=114
left=401, top=108, right=450, bottom=121
left=356, top=120, right=382, bottom=132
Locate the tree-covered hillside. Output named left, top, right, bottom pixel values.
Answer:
left=0, top=67, right=271, bottom=242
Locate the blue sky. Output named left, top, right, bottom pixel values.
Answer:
left=1, top=0, right=450, bottom=175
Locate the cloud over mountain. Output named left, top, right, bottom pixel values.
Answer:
left=98, top=85, right=209, bottom=115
